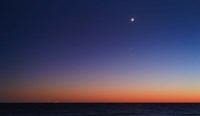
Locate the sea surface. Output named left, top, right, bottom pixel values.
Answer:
left=1, top=103, right=200, bottom=116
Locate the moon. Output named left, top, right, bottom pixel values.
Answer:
left=131, top=18, right=134, bottom=22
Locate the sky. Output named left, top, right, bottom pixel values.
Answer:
left=1, top=0, right=200, bottom=102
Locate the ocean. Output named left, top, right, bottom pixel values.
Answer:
left=1, top=103, right=200, bottom=116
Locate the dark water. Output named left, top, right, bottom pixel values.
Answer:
left=1, top=103, right=200, bottom=116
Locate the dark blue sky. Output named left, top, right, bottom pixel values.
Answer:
left=1, top=0, right=200, bottom=102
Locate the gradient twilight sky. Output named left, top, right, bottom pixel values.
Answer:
left=1, top=0, right=200, bottom=102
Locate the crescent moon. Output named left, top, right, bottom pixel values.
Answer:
left=131, top=18, right=134, bottom=22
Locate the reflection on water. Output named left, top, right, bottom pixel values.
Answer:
left=1, top=103, right=200, bottom=116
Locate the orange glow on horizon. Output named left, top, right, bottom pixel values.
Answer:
left=3, top=86, right=200, bottom=102
left=2, top=73, right=200, bottom=102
